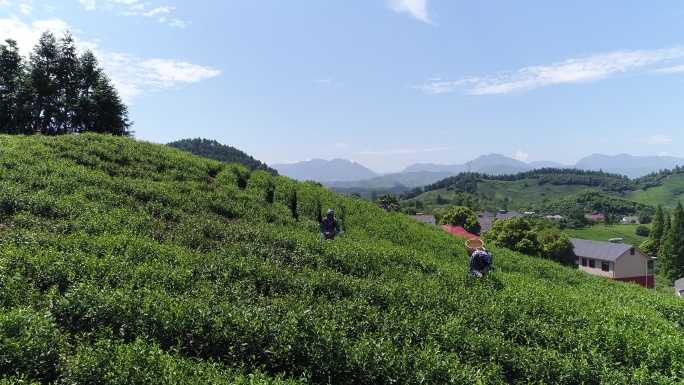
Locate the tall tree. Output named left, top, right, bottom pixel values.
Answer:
left=439, top=205, right=481, bottom=234
left=0, top=30, right=135, bottom=136
left=55, top=32, right=79, bottom=133
left=482, top=216, right=576, bottom=266
left=649, top=205, right=665, bottom=256
left=0, top=39, right=31, bottom=134
left=87, top=74, right=132, bottom=136
left=72, top=50, right=101, bottom=133
left=28, top=31, right=61, bottom=135
left=659, top=202, right=684, bottom=280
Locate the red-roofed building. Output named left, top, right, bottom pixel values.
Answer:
left=441, top=225, right=479, bottom=239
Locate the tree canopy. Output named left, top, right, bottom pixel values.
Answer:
left=166, top=138, right=278, bottom=175
left=659, top=201, right=684, bottom=281
left=482, top=215, right=576, bottom=266
left=0, top=32, right=131, bottom=136
left=439, top=205, right=481, bottom=234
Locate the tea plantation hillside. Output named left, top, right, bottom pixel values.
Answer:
left=2, top=134, right=684, bottom=384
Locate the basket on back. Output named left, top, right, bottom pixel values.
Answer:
left=465, top=238, right=484, bottom=256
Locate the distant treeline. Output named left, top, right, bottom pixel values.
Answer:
left=167, top=138, right=279, bottom=176
left=537, top=190, right=655, bottom=218
left=402, top=166, right=684, bottom=200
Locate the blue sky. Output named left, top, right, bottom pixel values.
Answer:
left=2, top=1, right=684, bottom=173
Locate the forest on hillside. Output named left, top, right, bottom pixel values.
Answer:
left=167, top=137, right=279, bottom=175
left=417, top=167, right=684, bottom=197
left=398, top=166, right=684, bottom=217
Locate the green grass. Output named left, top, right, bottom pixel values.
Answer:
left=564, top=224, right=650, bottom=245
left=411, top=179, right=602, bottom=212
left=416, top=174, right=684, bottom=215
left=624, top=173, right=684, bottom=210
left=1, top=133, right=684, bottom=384
left=480, top=179, right=602, bottom=211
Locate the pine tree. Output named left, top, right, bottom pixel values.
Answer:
left=0, top=39, right=31, bottom=134
left=649, top=204, right=665, bottom=256
left=659, top=202, right=684, bottom=280
left=55, top=32, right=79, bottom=133
left=0, top=30, right=135, bottom=136
left=28, top=31, right=61, bottom=135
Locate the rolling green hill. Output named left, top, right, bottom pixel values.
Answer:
left=564, top=224, right=650, bottom=245
left=408, top=172, right=684, bottom=215
left=408, top=178, right=604, bottom=213
left=1, top=134, right=684, bottom=384
left=624, top=173, right=684, bottom=210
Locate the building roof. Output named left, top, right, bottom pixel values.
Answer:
left=476, top=211, right=494, bottom=232
left=495, top=210, right=522, bottom=220
left=584, top=213, right=605, bottom=220
left=410, top=214, right=436, bottom=225
left=441, top=225, right=479, bottom=239
left=621, top=216, right=640, bottom=224
left=675, top=278, right=684, bottom=297
left=570, top=238, right=651, bottom=262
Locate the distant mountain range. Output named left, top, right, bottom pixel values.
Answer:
left=271, top=153, right=684, bottom=190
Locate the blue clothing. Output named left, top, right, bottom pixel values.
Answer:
left=320, top=217, right=340, bottom=240
left=469, top=250, right=495, bottom=276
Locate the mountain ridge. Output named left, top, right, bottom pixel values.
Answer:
left=272, top=153, right=684, bottom=189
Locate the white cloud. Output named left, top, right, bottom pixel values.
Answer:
left=143, top=6, right=173, bottom=18
left=77, top=0, right=186, bottom=27
left=643, top=134, right=673, bottom=144
left=654, top=64, right=684, bottom=73
left=387, top=0, right=433, bottom=24
left=357, top=147, right=449, bottom=156
left=316, top=77, right=345, bottom=88
left=659, top=152, right=669, bottom=156
left=18, top=3, right=32, bottom=15
left=0, top=17, right=68, bottom=53
left=78, top=0, right=96, bottom=11
left=515, top=150, right=530, bottom=163
left=0, top=17, right=221, bottom=104
left=97, top=53, right=221, bottom=102
left=416, top=46, right=684, bottom=95
left=169, top=18, right=186, bottom=28
left=335, top=142, right=348, bottom=148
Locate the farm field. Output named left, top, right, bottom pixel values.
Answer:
left=1, top=134, right=684, bottom=384
left=564, top=224, right=650, bottom=245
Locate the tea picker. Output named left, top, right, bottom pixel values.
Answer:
left=320, top=209, right=340, bottom=241
left=465, top=238, right=496, bottom=279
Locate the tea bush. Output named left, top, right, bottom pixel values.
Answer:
left=1, top=133, right=684, bottom=384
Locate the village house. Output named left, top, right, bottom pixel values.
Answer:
left=621, top=216, right=640, bottom=224
left=475, top=211, right=495, bottom=232
left=495, top=209, right=522, bottom=220
left=584, top=213, right=605, bottom=221
left=409, top=214, right=436, bottom=225
left=675, top=278, right=684, bottom=297
left=571, top=238, right=656, bottom=288
left=441, top=225, right=479, bottom=239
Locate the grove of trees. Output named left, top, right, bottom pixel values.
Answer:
left=438, top=205, right=481, bottom=235
left=0, top=31, right=131, bottom=136
left=166, top=138, right=279, bottom=175
left=648, top=202, right=684, bottom=281
left=482, top=215, right=576, bottom=267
